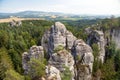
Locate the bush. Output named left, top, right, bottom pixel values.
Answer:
left=28, top=58, right=46, bottom=79
left=0, top=48, right=13, bottom=80
left=61, top=66, right=72, bottom=80
left=92, top=43, right=100, bottom=58
left=54, top=45, right=64, bottom=53
left=4, top=69, right=24, bottom=80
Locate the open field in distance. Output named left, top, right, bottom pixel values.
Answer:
left=0, top=17, right=45, bottom=23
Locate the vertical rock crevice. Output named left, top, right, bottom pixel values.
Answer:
left=22, top=22, right=94, bottom=80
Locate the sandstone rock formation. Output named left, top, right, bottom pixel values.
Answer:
left=22, top=45, right=44, bottom=74
left=48, top=49, right=75, bottom=80
left=41, top=22, right=76, bottom=56
left=41, top=22, right=94, bottom=80
left=22, top=22, right=94, bottom=80
left=111, top=29, right=120, bottom=49
left=72, top=39, right=94, bottom=80
left=9, top=20, right=22, bottom=27
left=45, top=65, right=61, bottom=80
left=87, top=30, right=105, bottom=63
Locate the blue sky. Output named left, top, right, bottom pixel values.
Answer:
left=0, top=0, right=120, bottom=15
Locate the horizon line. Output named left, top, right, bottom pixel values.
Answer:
left=0, top=10, right=120, bottom=16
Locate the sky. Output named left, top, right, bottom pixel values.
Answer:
left=0, top=0, right=120, bottom=15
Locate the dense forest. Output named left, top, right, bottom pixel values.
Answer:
left=0, top=17, right=120, bottom=80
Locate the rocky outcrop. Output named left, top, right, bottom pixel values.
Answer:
left=41, top=22, right=76, bottom=56
left=22, top=22, right=94, bottom=80
left=9, top=20, right=22, bottom=27
left=66, top=31, right=77, bottom=49
left=41, top=22, right=94, bottom=80
left=22, top=45, right=44, bottom=74
left=87, top=30, right=105, bottom=63
left=45, top=65, right=61, bottom=80
left=111, top=29, right=120, bottom=49
left=72, top=39, right=94, bottom=80
left=48, top=49, right=75, bottom=80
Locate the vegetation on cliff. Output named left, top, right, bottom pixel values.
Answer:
left=0, top=17, right=120, bottom=80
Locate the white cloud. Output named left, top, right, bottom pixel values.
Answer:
left=37, top=0, right=120, bottom=15
left=0, top=0, right=120, bottom=15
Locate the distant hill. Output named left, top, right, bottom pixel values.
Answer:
left=0, top=11, right=73, bottom=18
left=0, top=17, right=44, bottom=23
left=0, top=11, right=114, bottom=20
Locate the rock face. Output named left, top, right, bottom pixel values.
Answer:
left=48, top=49, right=75, bottom=80
left=72, top=39, right=94, bottom=80
left=111, top=29, right=120, bottom=49
left=9, top=20, right=22, bottom=27
left=22, top=45, right=44, bottom=74
left=87, top=30, right=105, bottom=63
left=41, top=22, right=94, bottom=80
left=45, top=65, right=61, bottom=80
left=41, top=22, right=76, bottom=56
left=22, top=22, right=94, bottom=80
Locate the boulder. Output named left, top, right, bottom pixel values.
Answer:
left=72, top=39, right=94, bottom=80
left=45, top=65, right=61, bottom=80
left=87, top=30, right=105, bottom=63
left=22, top=45, right=44, bottom=74
left=9, top=20, right=22, bottom=27
left=48, top=49, right=75, bottom=80
left=41, top=22, right=76, bottom=56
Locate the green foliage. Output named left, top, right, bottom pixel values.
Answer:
left=114, top=49, right=120, bottom=71
left=0, top=30, right=9, bottom=47
left=30, top=39, right=36, bottom=46
left=76, top=55, right=81, bottom=61
left=54, top=45, right=64, bottom=53
left=115, top=71, right=120, bottom=80
left=28, top=58, right=46, bottom=79
left=8, top=49, right=22, bottom=73
left=75, top=29, right=88, bottom=41
left=101, top=58, right=116, bottom=80
left=0, top=48, right=13, bottom=80
left=92, top=43, right=102, bottom=79
left=106, top=41, right=116, bottom=58
left=92, top=43, right=100, bottom=58
left=24, top=75, right=31, bottom=80
left=0, top=17, right=119, bottom=80
left=4, top=69, right=24, bottom=80
left=61, top=66, right=72, bottom=80
left=92, top=59, right=102, bottom=76
left=0, top=20, right=53, bottom=79
left=63, top=19, right=99, bottom=41
left=92, top=41, right=118, bottom=79
left=100, top=18, right=120, bottom=32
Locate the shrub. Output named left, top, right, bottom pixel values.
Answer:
left=28, top=58, right=46, bottom=79
left=54, top=45, right=64, bottom=53
left=61, top=66, right=72, bottom=80
left=4, top=69, right=24, bottom=80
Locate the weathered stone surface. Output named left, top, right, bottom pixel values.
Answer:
left=72, top=39, right=94, bottom=80
left=9, top=20, right=22, bottom=27
left=111, top=29, right=120, bottom=49
left=22, top=45, right=44, bottom=74
left=45, top=65, right=61, bottom=80
left=29, top=45, right=44, bottom=59
left=48, top=49, right=75, bottom=80
left=66, top=31, right=77, bottom=49
left=22, top=22, right=95, bottom=80
left=85, top=27, right=92, bottom=34
left=87, top=30, right=105, bottom=63
left=41, top=22, right=94, bottom=80
left=41, top=22, right=76, bottom=56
